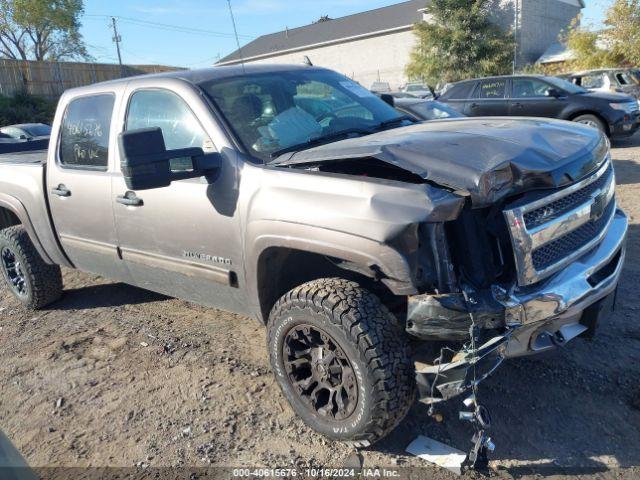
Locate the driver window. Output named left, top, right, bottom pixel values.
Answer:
left=512, top=78, right=552, bottom=98
left=126, top=90, right=214, bottom=171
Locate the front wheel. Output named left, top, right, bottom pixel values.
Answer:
left=267, top=278, right=415, bottom=446
left=573, top=114, right=606, bottom=134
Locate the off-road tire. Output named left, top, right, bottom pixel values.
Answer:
left=573, top=114, right=606, bottom=134
left=267, top=278, right=415, bottom=446
left=0, top=225, right=62, bottom=309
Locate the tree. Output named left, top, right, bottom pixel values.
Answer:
left=0, top=0, right=91, bottom=61
left=563, top=16, right=624, bottom=70
left=405, top=0, right=514, bottom=85
left=602, top=0, right=640, bottom=65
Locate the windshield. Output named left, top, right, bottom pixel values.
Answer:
left=22, top=124, right=51, bottom=136
left=544, top=76, right=587, bottom=94
left=405, top=101, right=462, bottom=120
left=200, top=69, right=406, bottom=161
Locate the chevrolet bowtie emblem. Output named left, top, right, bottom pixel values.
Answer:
left=590, top=190, right=607, bottom=221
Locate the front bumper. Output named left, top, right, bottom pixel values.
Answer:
left=610, top=113, right=640, bottom=137
left=411, top=208, right=628, bottom=403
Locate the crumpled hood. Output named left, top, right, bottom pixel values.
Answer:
left=271, top=117, right=608, bottom=207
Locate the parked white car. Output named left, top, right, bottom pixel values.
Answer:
left=400, top=82, right=433, bottom=99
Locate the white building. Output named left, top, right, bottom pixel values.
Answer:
left=217, top=0, right=583, bottom=89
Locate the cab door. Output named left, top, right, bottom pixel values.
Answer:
left=111, top=83, right=246, bottom=314
left=465, top=78, right=510, bottom=116
left=509, top=77, right=566, bottom=118
left=46, top=92, right=131, bottom=282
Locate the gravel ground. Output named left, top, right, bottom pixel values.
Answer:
left=1, top=136, right=639, bottom=479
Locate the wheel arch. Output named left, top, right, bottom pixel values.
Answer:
left=246, top=223, right=417, bottom=324
left=255, top=246, right=404, bottom=324
left=0, top=205, right=20, bottom=230
left=567, top=110, right=610, bottom=136
left=0, top=195, right=53, bottom=264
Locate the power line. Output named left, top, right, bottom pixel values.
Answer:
left=85, top=14, right=253, bottom=39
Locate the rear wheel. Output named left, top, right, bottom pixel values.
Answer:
left=573, top=114, right=606, bottom=134
left=267, top=278, right=415, bottom=446
left=0, top=226, right=62, bottom=309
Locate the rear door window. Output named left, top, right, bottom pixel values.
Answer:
left=440, top=82, right=475, bottom=100
left=474, top=79, right=507, bottom=99
left=59, top=94, right=115, bottom=169
left=581, top=74, right=605, bottom=89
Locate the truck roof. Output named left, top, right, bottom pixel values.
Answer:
left=71, top=64, right=328, bottom=92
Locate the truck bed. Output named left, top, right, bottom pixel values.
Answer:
left=0, top=149, right=46, bottom=165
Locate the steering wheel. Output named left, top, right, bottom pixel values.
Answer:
left=315, top=111, right=337, bottom=123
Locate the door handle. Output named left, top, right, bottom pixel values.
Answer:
left=513, top=102, right=524, bottom=109
left=470, top=103, right=479, bottom=109
left=116, top=192, right=143, bottom=207
left=51, top=184, right=71, bottom=197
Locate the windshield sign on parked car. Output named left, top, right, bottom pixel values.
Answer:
left=201, top=70, right=407, bottom=161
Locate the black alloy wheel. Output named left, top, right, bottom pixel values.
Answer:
left=1, top=246, right=28, bottom=298
left=283, top=324, right=358, bottom=420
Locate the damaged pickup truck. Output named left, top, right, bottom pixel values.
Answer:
left=0, top=65, right=627, bottom=446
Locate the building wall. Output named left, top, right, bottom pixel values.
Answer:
left=230, top=0, right=580, bottom=86
left=234, top=29, right=418, bottom=90
left=518, top=0, right=581, bottom=64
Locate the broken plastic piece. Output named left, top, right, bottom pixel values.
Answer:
left=406, top=435, right=466, bottom=475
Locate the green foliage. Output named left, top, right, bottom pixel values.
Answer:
left=405, top=0, right=514, bottom=84
left=602, top=0, right=640, bottom=65
left=0, top=93, right=56, bottom=126
left=563, top=16, right=624, bottom=70
left=0, top=0, right=91, bottom=61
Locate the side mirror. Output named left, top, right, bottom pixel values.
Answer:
left=19, top=134, right=28, bottom=140
left=379, top=93, right=395, bottom=107
left=545, top=88, right=563, bottom=98
left=118, top=127, right=221, bottom=191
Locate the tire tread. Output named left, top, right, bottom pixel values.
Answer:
left=267, top=278, right=415, bottom=447
left=0, top=225, right=62, bottom=309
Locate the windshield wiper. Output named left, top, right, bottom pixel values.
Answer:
left=373, top=115, right=414, bottom=131
left=269, top=128, right=374, bottom=159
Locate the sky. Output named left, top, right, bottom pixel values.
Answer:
left=80, top=0, right=610, bottom=69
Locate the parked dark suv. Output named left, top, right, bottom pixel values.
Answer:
left=438, top=75, right=640, bottom=138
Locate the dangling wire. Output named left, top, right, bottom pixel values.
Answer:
left=428, top=345, right=457, bottom=416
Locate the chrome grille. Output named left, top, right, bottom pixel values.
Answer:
left=531, top=198, right=616, bottom=270
left=504, top=155, right=616, bottom=286
left=523, top=164, right=613, bottom=229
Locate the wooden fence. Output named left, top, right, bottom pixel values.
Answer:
left=0, top=59, right=184, bottom=98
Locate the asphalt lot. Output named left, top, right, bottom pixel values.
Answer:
left=0, top=134, right=639, bottom=479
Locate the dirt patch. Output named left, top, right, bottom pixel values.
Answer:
left=1, top=139, right=640, bottom=479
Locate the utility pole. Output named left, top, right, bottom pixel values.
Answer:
left=512, top=0, right=519, bottom=75
left=111, top=17, right=124, bottom=76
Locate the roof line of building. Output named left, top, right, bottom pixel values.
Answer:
left=260, top=0, right=421, bottom=38
left=216, top=25, right=414, bottom=66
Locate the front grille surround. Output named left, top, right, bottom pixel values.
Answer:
left=504, top=155, right=616, bottom=286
